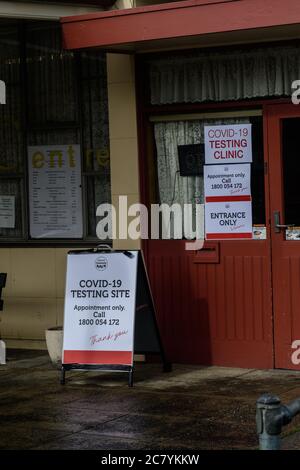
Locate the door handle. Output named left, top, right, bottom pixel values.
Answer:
left=273, top=211, right=295, bottom=233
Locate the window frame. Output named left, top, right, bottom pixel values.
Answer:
left=0, top=20, right=111, bottom=247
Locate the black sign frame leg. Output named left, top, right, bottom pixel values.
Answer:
left=134, top=252, right=172, bottom=374
left=60, top=366, right=66, bottom=385
left=60, top=363, right=133, bottom=386
left=128, top=368, right=133, bottom=387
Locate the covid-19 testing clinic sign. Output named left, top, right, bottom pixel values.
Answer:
left=204, top=124, right=252, bottom=164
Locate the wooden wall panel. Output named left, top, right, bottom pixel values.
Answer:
left=146, top=239, right=273, bottom=368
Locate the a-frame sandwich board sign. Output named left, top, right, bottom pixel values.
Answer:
left=61, top=247, right=171, bottom=386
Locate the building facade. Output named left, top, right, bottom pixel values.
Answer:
left=1, top=0, right=300, bottom=370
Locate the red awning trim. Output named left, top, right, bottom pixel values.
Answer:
left=61, top=0, right=235, bottom=23
left=61, top=0, right=300, bottom=51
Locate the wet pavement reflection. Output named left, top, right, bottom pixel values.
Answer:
left=1, top=349, right=300, bottom=450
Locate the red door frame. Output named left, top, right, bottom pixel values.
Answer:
left=266, top=102, right=300, bottom=370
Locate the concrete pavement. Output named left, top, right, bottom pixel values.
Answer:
left=1, top=349, right=300, bottom=450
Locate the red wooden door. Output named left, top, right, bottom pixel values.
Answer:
left=145, top=113, right=274, bottom=369
left=146, top=238, right=273, bottom=368
left=267, top=103, right=300, bottom=370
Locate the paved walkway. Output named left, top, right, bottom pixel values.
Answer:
left=1, top=350, right=300, bottom=450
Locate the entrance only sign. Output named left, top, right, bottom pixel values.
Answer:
left=204, top=124, right=252, bottom=164
left=205, top=200, right=253, bottom=239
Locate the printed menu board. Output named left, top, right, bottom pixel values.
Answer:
left=28, top=145, right=83, bottom=238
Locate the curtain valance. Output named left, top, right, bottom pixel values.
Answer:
left=148, top=45, right=300, bottom=104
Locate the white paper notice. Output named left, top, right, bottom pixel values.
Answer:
left=204, top=163, right=251, bottom=199
left=28, top=145, right=83, bottom=238
left=205, top=200, right=253, bottom=239
left=0, top=195, right=15, bottom=228
left=204, top=124, right=252, bottom=164
left=62, top=252, right=138, bottom=366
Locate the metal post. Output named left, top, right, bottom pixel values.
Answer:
left=256, top=393, right=300, bottom=450
left=256, top=394, right=282, bottom=450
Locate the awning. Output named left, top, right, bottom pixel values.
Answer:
left=61, top=0, right=300, bottom=53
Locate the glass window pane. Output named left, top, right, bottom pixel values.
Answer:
left=0, top=25, right=23, bottom=172
left=250, top=116, right=265, bottom=225
left=283, top=118, right=300, bottom=226
left=28, top=129, right=79, bottom=146
left=0, top=23, right=20, bottom=84
left=81, top=51, right=111, bottom=240
left=81, top=52, right=109, bottom=173
left=0, top=22, right=111, bottom=243
left=153, top=115, right=265, bottom=239
left=86, top=174, right=111, bottom=238
left=26, top=23, right=77, bottom=124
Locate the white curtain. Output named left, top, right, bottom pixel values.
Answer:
left=154, top=118, right=249, bottom=239
left=149, top=45, right=300, bottom=104
left=0, top=26, right=23, bottom=238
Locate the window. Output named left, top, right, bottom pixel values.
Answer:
left=283, top=118, right=300, bottom=227
left=0, top=21, right=110, bottom=242
left=152, top=112, right=265, bottom=238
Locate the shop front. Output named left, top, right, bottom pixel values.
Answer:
left=136, top=47, right=300, bottom=370
left=60, top=0, right=300, bottom=370
left=132, top=43, right=300, bottom=369
left=141, top=100, right=300, bottom=370
left=0, top=0, right=297, bottom=369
